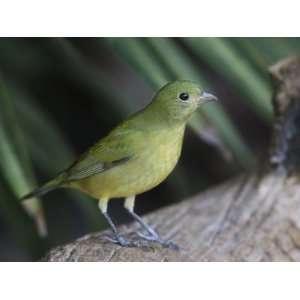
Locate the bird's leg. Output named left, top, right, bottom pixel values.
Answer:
left=98, top=198, right=130, bottom=247
left=124, top=196, right=160, bottom=240
left=124, top=196, right=178, bottom=249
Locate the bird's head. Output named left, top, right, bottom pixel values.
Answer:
left=150, top=80, right=218, bottom=124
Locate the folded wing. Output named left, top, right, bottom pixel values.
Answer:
left=64, top=128, right=144, bottom=181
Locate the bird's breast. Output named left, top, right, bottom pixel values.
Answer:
left=134, top=131, right=183, bottom=188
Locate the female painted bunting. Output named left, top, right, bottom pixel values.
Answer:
left=21, top=80, right=217, bottom=247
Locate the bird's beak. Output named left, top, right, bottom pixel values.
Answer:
left=199, top=91, right=218, bottom=105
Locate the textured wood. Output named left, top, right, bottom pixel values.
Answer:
left=43, top=56, right=300, bottom=262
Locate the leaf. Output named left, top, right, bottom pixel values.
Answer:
left=183, top=37, right=273, bottom=121
left=0, top=73, right=47, bottom=237
left=106, top=38, right=172, bottom=89
left=247, top=38, right=300, bottom=65
left=0, top=178, right=44, bottom=260
left=12, top=89, right=105, bottom=230
left=47, top=38, right=134, bottom=116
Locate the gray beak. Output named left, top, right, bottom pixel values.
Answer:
left=199, top=91, right=218, bottom=104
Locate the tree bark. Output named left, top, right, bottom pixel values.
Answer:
left=43, top=56, right=300, bottom=262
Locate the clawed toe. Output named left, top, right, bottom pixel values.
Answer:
left=101, top=231, right=180, bottom=250
left=137, top=231, right=180, bottom=250
left=116, top=236, right=132, bottom=247
left=137, top=231, right=159, bottom=241
left=101, top=233, right=132, bottom=247
left=162, top=240, right=180, bottom=251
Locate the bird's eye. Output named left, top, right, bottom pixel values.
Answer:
left=179, top=92, right=189, bottom=101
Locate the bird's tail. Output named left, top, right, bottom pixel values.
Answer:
left=20, top=174, right=65, bottom=201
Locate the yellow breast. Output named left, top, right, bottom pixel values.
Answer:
left=71, top=126, right=185, bottom=199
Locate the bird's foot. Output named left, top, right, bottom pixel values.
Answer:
left=137, top=231, right=180, bottom=251
left=101, top=233, right=133, bottom=247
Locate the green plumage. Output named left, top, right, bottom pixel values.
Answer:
left=21, top=80, right=217, bottom=202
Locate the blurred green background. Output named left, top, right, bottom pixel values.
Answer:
left=0, top=37, right=299, bottom=261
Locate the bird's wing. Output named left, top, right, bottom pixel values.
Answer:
left=64, top=128, right=143, bottom=181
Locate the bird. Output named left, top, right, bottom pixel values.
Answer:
left=21, top=80, right=217, bottom=247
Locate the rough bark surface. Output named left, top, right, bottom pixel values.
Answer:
left=43, top=57, right=300, bottom=262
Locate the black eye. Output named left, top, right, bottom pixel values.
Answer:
left=179, top=92, right=189, bottom=101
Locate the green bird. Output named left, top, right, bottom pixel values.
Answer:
left=21, top=80, right=217, bottom=247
